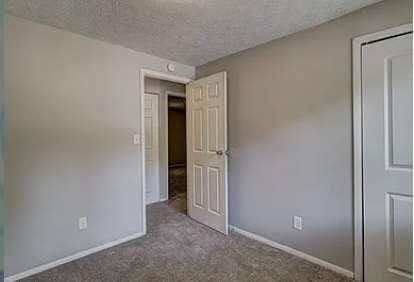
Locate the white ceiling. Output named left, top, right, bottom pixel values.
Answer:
left=5, top=0, right=381, bottom=66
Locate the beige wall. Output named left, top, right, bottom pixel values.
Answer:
left=196, top=0, right=412, bottom=271
left=144, top=78, right=185, bottom=200
left=5, top=15, right=194, bottom=276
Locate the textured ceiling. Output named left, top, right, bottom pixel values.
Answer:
left=5, top=0, right=381, bottom=66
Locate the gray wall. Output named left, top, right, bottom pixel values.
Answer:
left=0, top=0, right=4, bottom=274
left=196, top=0, right=412, bottom=271
left=5, top=15, right=194, bottom=276
left=144, top=78, right=185, bottom=200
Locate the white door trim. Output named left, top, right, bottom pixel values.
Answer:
left=352, top=23, right=412, bottom=282
left=163, top=90, right=186, bottom=201
left=229, top=226, right=354, bottom=278
left=140, top=69, right=192, bottom=234
left=4, top=232, right=145, bottom=282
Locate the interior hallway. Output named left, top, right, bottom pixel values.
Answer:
left=20, top=197, right=352, bottom=281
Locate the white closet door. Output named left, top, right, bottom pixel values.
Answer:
left=362, top=32, right=412, bottom=282
left=144, top=93, right=160, bottom=205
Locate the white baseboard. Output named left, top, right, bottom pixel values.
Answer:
left=147, top=197, right=168, bottom=205
left=229, top=225, right=354, bottom=279
left=6, top=226, right=353, bottom=281
left=5, top=232, right=145, bottom=282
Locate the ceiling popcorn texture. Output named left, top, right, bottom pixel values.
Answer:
left=5, top=0, right=381, bottom=66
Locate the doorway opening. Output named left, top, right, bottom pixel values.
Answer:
left=167, top=94, right=187, bottom=214
left=141, top=70, right=191, bottom=230
left=140, top=69, right=228, bottom=236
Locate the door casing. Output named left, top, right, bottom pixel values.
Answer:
left=352, top=23, right=413, bottom=281
left=140, top=69, right=192, bottom=234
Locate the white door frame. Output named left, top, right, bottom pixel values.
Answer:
left=140, top=69, right=192, bottom=234
left=352, top=23, right=412, bottom=282
left=164, top=90, right=186, bottom=201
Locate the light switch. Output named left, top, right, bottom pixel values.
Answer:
left=133, top=134, right=141, bottom=145
left=78, top=217, right=87, bottom=230
left=293, top=215, right=303, bottom=230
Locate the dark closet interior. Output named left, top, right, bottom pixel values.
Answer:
left=168, top=96, right=187, bottom=200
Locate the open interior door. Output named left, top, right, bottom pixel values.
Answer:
left=186, top=72, right=228, bottom=234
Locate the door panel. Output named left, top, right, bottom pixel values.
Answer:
left=207, top=166, right=220, bottom=214
left=144, top=93, right=160, bottom=205
left=193, top=108, right=203, bottom=152
left=187, top=72, right=228, bottom=234
left=207, top=107, right=219, bottom=152
left=362, top=32, right=412, bottom=282
left=386, top=54, right=413, bottom=168
left=193, top=164, right=204, bottom=208
left=386, top=193, right=413, bottom=276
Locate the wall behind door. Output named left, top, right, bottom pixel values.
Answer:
left=196, top=0, right=412, bottom=272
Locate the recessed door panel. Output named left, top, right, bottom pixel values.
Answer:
left=386, top=193, right=413, bottom=277
left=207, top=167, right=220, bottom=214
left=207, top=107, right=219, bottom=153
left=193, top=164, right=204, bottom=208
left=144, top=117, right=153, bottom=150
left=193, top=109, right=203, bottom=152
left=192, top=86, right=203, bottom=102
left=385, top=54, right=413, bottom=169
left=207, top=82, right=220, bottom=100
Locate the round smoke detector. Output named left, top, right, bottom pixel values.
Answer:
left=167, top=63, right=175, bottom=72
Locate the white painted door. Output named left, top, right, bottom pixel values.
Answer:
left=362, top=32, right=412, bottom=282
left=144, top=93, right=160, bottom=205
left=186, top=72, right=228, bottom=234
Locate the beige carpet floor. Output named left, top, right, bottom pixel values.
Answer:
left=21, top=195, right=353, bottom=281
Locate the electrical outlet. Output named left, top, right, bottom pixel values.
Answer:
left=78, top=217, right=87, bottom=230
left=133, top=134, right=141, bottom=145
left=293, top=215, right=303, bottom=230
